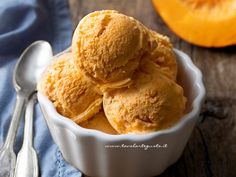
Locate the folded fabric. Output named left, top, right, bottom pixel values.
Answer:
left=0, top=0, right=82, bottom=176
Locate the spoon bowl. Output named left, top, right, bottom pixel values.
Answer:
left=13, top=41, right=53, bottom=96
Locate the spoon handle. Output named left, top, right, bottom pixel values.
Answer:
left=3, top=94, right=25, bottom=149
left=14, top=94, right=38, bottom=177
left=0, top=94, right=25, bottom=177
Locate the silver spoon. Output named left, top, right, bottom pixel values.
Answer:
left=0, top=41, right=53, bottom=177
left=14, top=93, right=38, bottom=177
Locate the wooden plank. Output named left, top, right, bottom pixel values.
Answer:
left=68, top=0, right=236, bottom=176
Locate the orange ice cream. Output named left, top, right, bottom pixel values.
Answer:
left=103, top=59, right=186, bottom=134
left=79, top=111, right=117, bottom=135
left=145, top=29, right=177, bottom=80
left=72, top=10, right=149, bottom=89
left=37, top=52, right=102, bottom=123
left=38, top=10, right=187, bottom=135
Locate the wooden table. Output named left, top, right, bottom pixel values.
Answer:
left=68, top=1, right=236, bottom=176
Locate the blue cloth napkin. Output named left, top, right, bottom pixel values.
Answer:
left=0, top=0, right=82, bottom=176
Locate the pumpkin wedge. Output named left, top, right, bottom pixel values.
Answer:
left=152, top=0, right=236, bottom=47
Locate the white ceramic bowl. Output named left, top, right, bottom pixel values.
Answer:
left=38, top=49, right=205, bottom=177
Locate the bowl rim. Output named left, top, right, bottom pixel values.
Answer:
left=37, top=48, right=206, bottom=142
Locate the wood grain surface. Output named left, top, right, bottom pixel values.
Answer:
left=68, top=1, right=236, bottom=176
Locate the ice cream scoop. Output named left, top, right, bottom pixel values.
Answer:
left=145, top=29, right=177, bottom=80
left=79, top=111, right=117, bottom=135
left=37, top=52, right=102, bottom=123
left=72, top=10, right=149, bottom=89
left=37, top=53, right=74, bottom=102
left=103, top=59, right=186, bottom=134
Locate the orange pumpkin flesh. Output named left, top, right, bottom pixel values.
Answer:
left=152, top=0, right=236, bottom=47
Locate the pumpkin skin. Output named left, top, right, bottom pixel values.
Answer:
left=152, top=0, right=236, bottom=47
